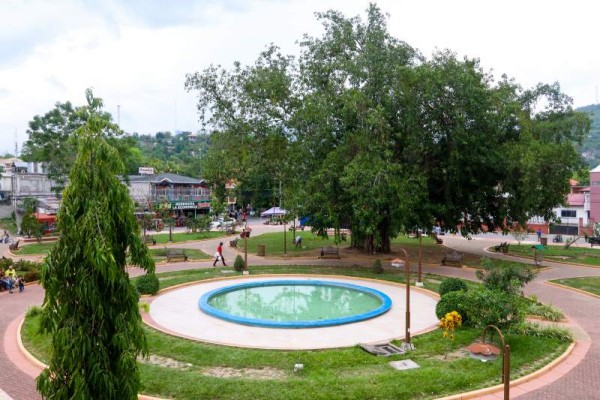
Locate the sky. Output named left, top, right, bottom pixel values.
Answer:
left=1, top=0, right=599, bottom=155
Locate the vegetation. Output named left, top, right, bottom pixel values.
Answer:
left=372, top=259, right=383, bottom=274
left=24, top=265, right=573, bottom=400
left=233, top=254, right=245, bottom=272
left=186, top=4, right=588, bottom=253
left=507, top=243, right=600, bottom=266
left=439, top=278, right=468, bottom=297
left=550, top=276, right=600, bottom=296
left=135, top=274, right=160, bottom=295
left=475, top=258, right=538, bottom=295
left=36, top=89, right=155, bottom=399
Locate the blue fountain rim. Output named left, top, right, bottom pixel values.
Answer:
left=198, top=279, right=392, bottom=329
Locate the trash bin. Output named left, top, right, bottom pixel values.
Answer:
left=540, top=237, right=547, bottom=246
left=257, top=244, right=265, bottom=256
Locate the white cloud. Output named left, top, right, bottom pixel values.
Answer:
left=0, top=0, right=599, bottom=154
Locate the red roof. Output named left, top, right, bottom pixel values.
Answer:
left=567, top=193, right=585, bottom=207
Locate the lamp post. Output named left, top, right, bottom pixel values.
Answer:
left=417, top=231, right=423, bottom=286
left=244, top=221, right=248, bottom=272
left=468, top=324, right=510, bottom=400
left=391, top=248, right=413, bottom=350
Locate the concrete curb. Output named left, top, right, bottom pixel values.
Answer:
left=545, top=280, right=600, bottom=300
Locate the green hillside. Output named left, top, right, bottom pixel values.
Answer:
left=577, top=104, right=600, bottom=168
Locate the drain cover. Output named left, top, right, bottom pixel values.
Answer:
left=359, top=343, right=406, bottom=356
left=389, top=359, right=420, bottom=371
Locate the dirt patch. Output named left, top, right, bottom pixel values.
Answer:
left=139, top=355, right=193, bottom=369
left=201, top=366, right=287, bottom=380
left=430, top=347, right=470, bottom=361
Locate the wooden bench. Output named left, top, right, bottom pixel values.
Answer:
left=493, top=242, right=509, bottom=253
left=229, top=238, right=238, bottom=248
left=164, top=247, right=188, bottom=262
left=143, top=235, right=156, bottom=245
left=9, top=240, right=19, bottom=251
left=319, top=246, right=340, bottom=259
left=441, top=251, right=462, bottom=267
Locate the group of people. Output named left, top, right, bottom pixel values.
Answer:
left=0, top=266, right=24, bottom=294
left=1, top=231, right=9, bottom=244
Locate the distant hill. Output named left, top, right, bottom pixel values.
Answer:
left=576, top=104, right=600, bottom=168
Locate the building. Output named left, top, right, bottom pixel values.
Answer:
left=126, top=172, right=211, bottom=217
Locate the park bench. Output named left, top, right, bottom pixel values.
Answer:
left=319, top=246, right=340, bottom=259
left=441, top=251, right=463, bottom=267
left=229, top=238, right=238, bottom=248
left=493, top=242, right=509, bottom=254
left=9, top=240, right=19, bottom=251
left=143, top=235, right=156, bottom=245
left=431, top=233, right=443, bottom=245
left=164, top=247, right=188, bottom=262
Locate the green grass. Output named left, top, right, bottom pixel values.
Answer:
left=550, top=276, right=600, bottom=296
left=149, top=248, right=210, bottom=261
left=507, top=244, right=600, bottom=267
left=240, top=231, right=339, bottom=257
left=149, top=231, right=228, bottom=244
left=22, top=311, right=570, bottom=400
left=0, top=217, right=18, bottom=235
left=14, top=242, right=55, bottom=255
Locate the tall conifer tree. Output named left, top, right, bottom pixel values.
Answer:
left=37, top=89, right=155, bottom=399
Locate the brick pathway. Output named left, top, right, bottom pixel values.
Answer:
left=2, top=232, right=600, bottom=399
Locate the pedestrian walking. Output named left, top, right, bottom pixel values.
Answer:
left=213, top=242, right=226, bottom=266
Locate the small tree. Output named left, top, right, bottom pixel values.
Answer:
left=37, top=89, right=155, bottom=400
left=476, top=258, right=537, bottom=295
left=233, top=255, right=245, bottom=272
left=512, top=226, right=528, bottom=245
left=372, top=259, right=384, bottom=274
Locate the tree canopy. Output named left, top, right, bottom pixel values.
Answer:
left=21, top=98, right=141, bottom=192
left=185, top=5, right=587, bottom=253
left=37, top=89, right=155, bottom=399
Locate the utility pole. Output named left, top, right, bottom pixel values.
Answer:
left=117, top=105, right=121, bottom=126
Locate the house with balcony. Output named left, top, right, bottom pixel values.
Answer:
left=126, top=172, right=211, bottom=217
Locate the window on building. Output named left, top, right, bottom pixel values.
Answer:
left=561, top=210, right=577, bottom=218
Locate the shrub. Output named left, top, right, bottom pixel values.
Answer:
left=509, top=322, right=573, bottom=341
left=436, top=291, right=469, bottom=325
left=233, top=255, right=245, bottom=272
left=476, top=258, right=538, bottom=295
left=24, top=270, right=41, bottom=282
left=439, top=277, right=468, bottom=296
left=26, top=305, right=42, bottom=318
left=372, top=259, right=384, bottom=274
left=436, top=288, right=524, bottom=329
left=14, top=259, right=42, bottom=272
left=0, top=257, right=13, bottom=269
left=526, top=302, right=564, bottom=321
left=135, top=274, right=160, bottom=295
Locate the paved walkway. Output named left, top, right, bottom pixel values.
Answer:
left=2, top=228, right=600, bottom=399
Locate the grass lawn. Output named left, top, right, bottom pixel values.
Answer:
left=550, top=276, right=600, bottom=296
left=22, top=266, right=571, bottom=400
left=238, top=232, right=485, bottom=267
left=13, top=231, right=226, bottom=257
left=14, top=242, right=55, bottom=255
left=149, top=231, right=229, bottom=244
left=505, top=244, right=600, bottom=267
left=149, top=247, right=210, bottom=262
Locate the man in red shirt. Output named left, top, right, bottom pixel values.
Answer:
left=213, top=242, right=226, bottom=266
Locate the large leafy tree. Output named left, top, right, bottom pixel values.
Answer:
left=187, top=5, right=588, bottom=252
left=22, top=100, right=140, bottom=192
left=37, top=89, right=155, bottom=399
